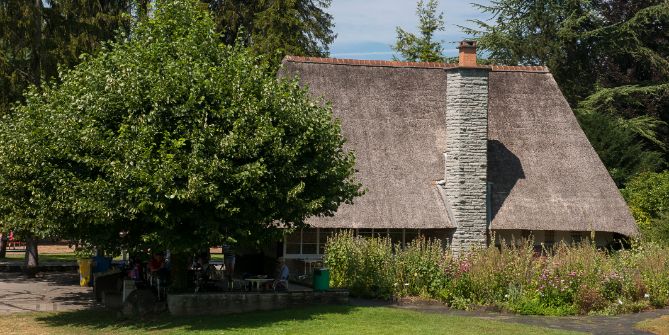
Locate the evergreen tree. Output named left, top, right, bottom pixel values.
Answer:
left=465, top=0, right=669, bottom=188
left=206, top=0, right=336, bottom=66
left=392, top=0, right=448, bottom=62
left=0, top=0, right=133, bottom=114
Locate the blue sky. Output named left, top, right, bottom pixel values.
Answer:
left=328, top=1, right=492, bottom=60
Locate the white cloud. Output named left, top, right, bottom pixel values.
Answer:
left=328, top=0, right=492, bottom=60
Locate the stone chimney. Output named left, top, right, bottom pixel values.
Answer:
left=458, top=40, right=477, bottom=67
left=444, top=40, right=489, bottom=254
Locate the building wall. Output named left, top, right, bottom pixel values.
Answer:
left=445, top=68, right=490, bottom=253
left=493, top=229, right=615, bottom=247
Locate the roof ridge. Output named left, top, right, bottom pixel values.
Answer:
left=283, top=55, right=549, bottom=73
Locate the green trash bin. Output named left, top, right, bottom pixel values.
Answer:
left=313, top=268, right=330, bottom=291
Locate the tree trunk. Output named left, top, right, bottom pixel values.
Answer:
left=24, top=237, right=38, bottom=276
left=137, top=0, right=150, bottom=19
left=169, top=252, right=189, bottom=292
left=0, top=233, right=6, bottom=258
left=32, top=0, right=42, bottom=87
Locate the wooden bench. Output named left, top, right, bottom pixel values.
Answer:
left=6, top=241, right=26, bottom=253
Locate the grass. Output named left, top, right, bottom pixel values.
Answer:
left=0, top=252, right=77, bottom=263
left=637, top=315, right=669, bottom=335
left=0, top=305, right=584, bottom=335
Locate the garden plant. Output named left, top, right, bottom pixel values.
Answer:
left=325, top=231, right=669, bottom=315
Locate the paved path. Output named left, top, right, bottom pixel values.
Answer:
left=0, top=272, right=95, bottom=314
left=352, top=298, right=669, bottom=335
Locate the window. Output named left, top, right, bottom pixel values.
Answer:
left=319, top=229, right=335, bottom=254
left=357, top=229, right=374, bottom=238
left=284, top=228, right=334, bottom=258
left=544, top=230, right=555, bottom=246
left=405, top=229, right=419, bottom=246
left=389, top=229, right=403, bottom=246
left=302, top=230, right=318, bottom=254
left=285, top=230, right=302, bottom=254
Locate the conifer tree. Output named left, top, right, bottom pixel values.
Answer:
left=465, top=0, right=668, bottom=187
left=206, top=0, right=336, bottom=66
left=0, top=0, right=133, bottom=115
left=392, top=0, right=448, bottom=63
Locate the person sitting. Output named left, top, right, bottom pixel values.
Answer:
left=222, top=243, right=236, bottom=280
left=127, top=255, right=144, bottom=283
left=273, top=257, right=290, bottom=291
left=148, top=252, right=166, bottom=274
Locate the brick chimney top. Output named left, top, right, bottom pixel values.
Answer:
left=458, top=40, right=477, bottom=67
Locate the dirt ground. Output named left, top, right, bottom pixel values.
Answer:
left=37, top=245, right=76, bottom=254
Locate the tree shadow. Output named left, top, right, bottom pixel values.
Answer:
left=36, top=304, right=360, bottom=332
left=0, top=272, right=80, bottom=286
left=487, top=140, right=525, bottom=222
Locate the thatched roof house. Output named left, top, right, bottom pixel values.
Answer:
left=279, top=41, right=637, bottom=256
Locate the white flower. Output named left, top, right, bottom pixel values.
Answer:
left=617, top=299, right=623, bottom=305
left=644, top=293, right=650, bottom=299
left=504, top=294, right=509, bottom=298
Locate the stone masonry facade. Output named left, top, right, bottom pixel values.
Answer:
left=444, top=68, right=489, bottom=253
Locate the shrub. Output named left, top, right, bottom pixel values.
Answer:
left=324, top=232, right=669, bottom=315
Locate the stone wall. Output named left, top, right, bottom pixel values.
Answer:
left=444, top=68, right=489, bottom=253
left=167, top=290, right=349, bottom=316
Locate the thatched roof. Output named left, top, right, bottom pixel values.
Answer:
left=280, top=58, right=453, bottom=229
left=487, top=71, right=637, bottom=236
left=280, top=56, right=637, bottom=236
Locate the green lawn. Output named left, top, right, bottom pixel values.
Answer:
left=0, top=253, right=77, bottom=263
left=0, top=305, right=584, bottom=335
left=637, top=315, right=669, bottom=335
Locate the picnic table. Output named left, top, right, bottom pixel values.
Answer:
left=245, top=277, right=273, bottom=291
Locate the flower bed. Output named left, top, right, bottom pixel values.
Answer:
left=324, top=231, right=669, bottom=315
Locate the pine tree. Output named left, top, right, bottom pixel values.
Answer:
left=392, top=0, right=448, bottom=63
left=206, top=0, right=336, bottom=67
left=0, top=0, right=133, bottom=115
left=465, top=0, right=669, bottom=187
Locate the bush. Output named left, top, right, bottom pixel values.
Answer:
left=324, top=232, right=669, bottom=315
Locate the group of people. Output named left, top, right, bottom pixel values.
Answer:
left=127, top=251, right=169, bottom=283
left=125, top=246, right=290, bottom=292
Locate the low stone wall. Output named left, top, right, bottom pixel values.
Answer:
left=167, top=290, right=349, bottom=316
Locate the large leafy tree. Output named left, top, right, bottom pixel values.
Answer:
left=392, top=0, right=448, bottom=63
left=623, top=171, right=669, bottom=245
left=465, top=0, right=668, bottom=188
left=206, top=0, right=336, bottom=66
left=0, top=0, right=132, bottom=267
left=1, top=0, right=360, bottom=285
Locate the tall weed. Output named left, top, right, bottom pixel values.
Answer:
left=324, top=232, right=669, bottom=315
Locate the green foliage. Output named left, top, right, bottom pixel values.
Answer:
left=206, top=0, right=336, bottom=67
left=0, top=0, right=133, bottom=114
left=576, top=111, right=665, bottom=186
left=465, top=1, right=669, bottom=186
left=0, top=0, right=361, bottom=255
left=623, top=172, right=669, bottom=244
left=326, top=233, right=669, bottom=315
left=392, top=0, right=449, bottom=63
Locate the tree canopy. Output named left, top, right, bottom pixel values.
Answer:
left=0, top=0, right=361, bottom=256
left=206, top=0, right=336, bottom=67
left=0, top=0, right=133, bottom=114
left=465, top=0, right=668, bottom=186
left=392, top=0, right=450, bottom=63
